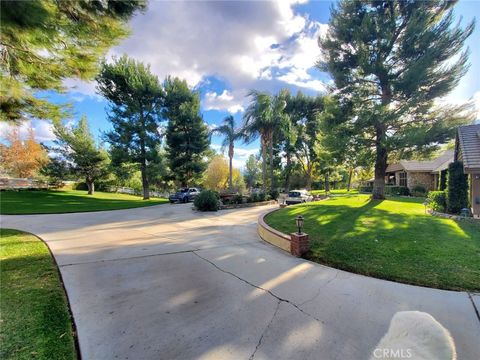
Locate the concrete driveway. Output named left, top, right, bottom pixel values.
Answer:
left=2, top=204, right=479, bottom=359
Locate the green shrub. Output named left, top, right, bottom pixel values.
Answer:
left=427, top=191, right=446, bottom=212
left=194, top=190, right=219, bottom=211
left=384, top=186, right=410, bottom=196
left=358, top=186, right=373, bottom=193
left=446, top=161, right=468, bottom=214
left=439, top=169, right=447, bottom=191
left=232, top=194, right=244, bottom=204
left=397, top=186, right=410, bottom=196
left=257, top=192, right=266, bottom=202
left=269, top=190, right=279, bottom=200
left=73, top=182, right=88, bottom=190
left=411, top=185, right=427, bottom=197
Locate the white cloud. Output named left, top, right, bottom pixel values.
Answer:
left=57, top=1, right=329, bottom=105
left=473, top=91, right=480, bottom=119
left=437, top=90, right=480, bottom=120
left=108, top=0, right=329, bottom=97
left=0, top=120, right=56, bottom=142
left=203, top=90, right=246, bottom=114
left=211, top=144, right=259, bottom=169
left=63, top=79, right=102, bottom=101
left=277, top=71, right=328, bottom=92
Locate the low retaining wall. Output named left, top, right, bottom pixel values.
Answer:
left=0, top=178, right=48, bottom=190
left=257, top=209, right=291, bottom=252
left=428, top=209, right=479, bottom=223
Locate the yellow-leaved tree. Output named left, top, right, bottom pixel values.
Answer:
left=203, top=155, right=245, bottom=193
left=203, top=155, right=229, bottom=191
left=0, top=126, right=48, bottom=178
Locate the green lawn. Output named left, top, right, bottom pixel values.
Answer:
left=0, top=229, right=77, bottom=359
left=0, top=189, right=168, bottom=214
left=310, top=189, right=359, bottom=196
left=265, top=194, right=480, bottom=291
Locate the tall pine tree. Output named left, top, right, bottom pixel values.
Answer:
left=319, top=0, right=475, bottom=198
left=0, top=0, right=145, bottom=123
left=97, top=56, right=163, bottom=200
left=53, top=117, right=109, bottom=195
left=163, top=77, right=210, bottom=187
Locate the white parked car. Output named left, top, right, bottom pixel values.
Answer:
left=285, top=190, right=313, bottom=205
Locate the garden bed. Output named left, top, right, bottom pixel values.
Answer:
left=219, top=199, right=277, bottom=210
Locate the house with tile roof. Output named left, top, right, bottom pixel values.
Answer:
left=385, top=150, right=454, bottom=192
left=455, top=124, right=480, bottom=218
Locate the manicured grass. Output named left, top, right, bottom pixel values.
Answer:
left=0, top=229, right=77, bottom=360
left=0, top=189, right=168, bottom=214
left=310, top=189, right=359, bottom=196
left=265, top=194, right=480, bottom=291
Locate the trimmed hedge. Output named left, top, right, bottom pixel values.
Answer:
left=411, top=185, right=426, bottom=197
left=446, top=161, right=468, bottom=214
left=358, top=185, right=409, bottom=196
left=427, top=191, right=446, bottom=212
left=194, top=190, right=219, bottom=211
left=386, top=186, right=410, bottom=196
left=358, top=186, right=373, bottom=193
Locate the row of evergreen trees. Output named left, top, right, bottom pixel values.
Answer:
left=51, top=56, right=211, bottom=199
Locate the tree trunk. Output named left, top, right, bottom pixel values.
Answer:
left=86, top=181, right=94, bottom=195
left=373, top=83, right=391, bottom=200
left=261, top=138, right=267, bottom=193
left=306, top=173, right=312, bottom=191
left=139, top=115, right=149, bottom=200
left=372, top=125, right=387, bottom=199
left=325, top=172, right=330, bottom=193
left=284, top=151, right=291, bottom=191
left=347, top=168, right=353, bottom=192
left=268, top=137, right=274, bottom=193
left=228, top=144, right=234, bottom=191
left=141, top=161, right=150, bottom=200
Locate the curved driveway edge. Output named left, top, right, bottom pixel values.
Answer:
left=1, top=204, right=479, bottom=359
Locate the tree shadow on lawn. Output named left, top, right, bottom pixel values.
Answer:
left=269, top=198, right=480, bottom=291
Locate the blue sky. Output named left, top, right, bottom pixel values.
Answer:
left=3, top=0, right=479, bottom=168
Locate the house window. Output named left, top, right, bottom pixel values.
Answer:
left=399, top=172, right=407, bottom=187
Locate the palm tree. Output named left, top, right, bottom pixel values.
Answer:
left=243, top=90, right=287, bottom=192
left=211, top=115, right=243, bottom=191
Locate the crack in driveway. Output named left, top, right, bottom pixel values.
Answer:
left=467, top=293, right=480, bottom=323
left=249, top=299, right=281, bottom=360
left=297, top=270, right=350, bottom=307
left=192, top=251, right=325, bottom=324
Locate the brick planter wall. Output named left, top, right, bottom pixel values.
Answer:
left=257, top=209, right=310, bottom=257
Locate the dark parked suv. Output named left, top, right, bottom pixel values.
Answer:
left=169, top=188, right=200, bottom=203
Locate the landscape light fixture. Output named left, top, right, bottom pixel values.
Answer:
left=461, top=208, right=470, bottom=219
left=295, top=215, right=304, bottom=234
left=423, top=200, right=429, bottom=214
